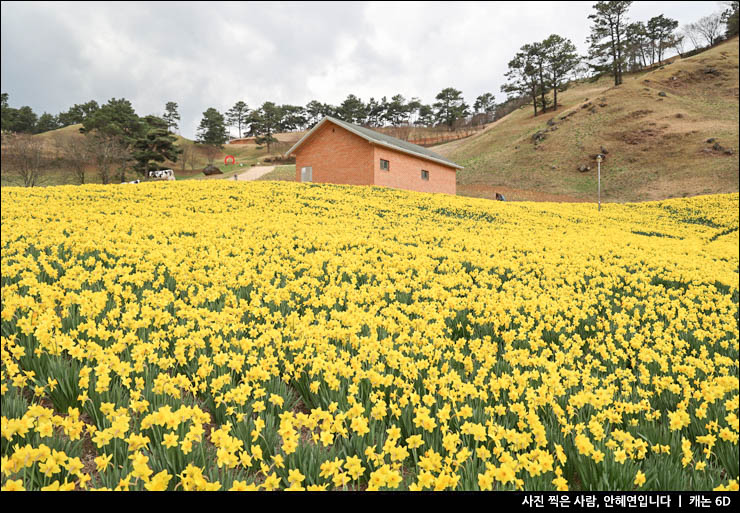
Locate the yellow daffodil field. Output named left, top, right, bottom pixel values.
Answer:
left=1, top=181, right=738, bottom=492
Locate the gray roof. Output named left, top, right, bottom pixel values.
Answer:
left=286, top=116, right=463, bottom=170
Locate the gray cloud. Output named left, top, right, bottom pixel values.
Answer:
left=1, top=1, right=724, bottom=138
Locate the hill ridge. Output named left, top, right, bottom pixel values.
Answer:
left=439, top=37, right=739, bottom=203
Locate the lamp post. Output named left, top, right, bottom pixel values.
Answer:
left=597, top=154, right=602, bottom=211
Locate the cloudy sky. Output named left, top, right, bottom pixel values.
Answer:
left=1, top=1, right=725, bottom=138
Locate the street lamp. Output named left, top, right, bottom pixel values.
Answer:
left=596, top=154, right=602, bottom=211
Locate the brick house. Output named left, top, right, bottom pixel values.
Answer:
left=285, top=116, right=462, bottom=195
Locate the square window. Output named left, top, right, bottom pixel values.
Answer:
left=380, top=159, right=389, bottom=171
left=421, top=169, right=429, bottom=180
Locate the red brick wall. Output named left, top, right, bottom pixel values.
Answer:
left=373, top=145, right=457, bottom=195
left=294, top=122, right=374, bottom=186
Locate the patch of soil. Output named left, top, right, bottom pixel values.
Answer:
left=613, top=127, right=663, bottom=145
left=659, top=67, right=733, bottom=95
left=622, top=109, right=654, bottom=121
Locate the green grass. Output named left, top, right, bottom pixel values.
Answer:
left=257, top=165, right=296, bottom=182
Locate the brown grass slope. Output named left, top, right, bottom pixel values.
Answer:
left=438, top=37, right=739, bottom=203
left=26, top=124, right=298, bottom=184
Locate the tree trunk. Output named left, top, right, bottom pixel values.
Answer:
left=609, top=22, right=619, bottom=86
left=539, top=66, right=546, bottom=113
left=615, top=21, right=623, bottom=85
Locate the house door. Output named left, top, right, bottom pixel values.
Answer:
left=301, top=166, right=312, bottom=182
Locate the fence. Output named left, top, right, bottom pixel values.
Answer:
left=406, top=127, right=486, bottom=147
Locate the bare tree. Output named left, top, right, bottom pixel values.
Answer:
left=681, top=23, right=702, bottom=50
left=695, top=13, right=723, bottom=46
left=86, top=134, right=131, bottom=184
left=187, top=145, right=198, bottom=171
left=0, top=133, right=49, bottom=187
left=180, top=144, right=192, bottom=172
left=52, top=133, right=90, bottom=184
left=115, top=147, right=134, bottom=183
left=202, top=144, right=220, bottom=166
left=671, top=34, right=686, bottom=57
left=572, top=60, right=591, bottom=81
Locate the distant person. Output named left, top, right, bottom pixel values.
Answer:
left=496, top=193, right=506, bottom=201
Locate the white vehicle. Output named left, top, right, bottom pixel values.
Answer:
left=148, top=169, right=175, bottom=181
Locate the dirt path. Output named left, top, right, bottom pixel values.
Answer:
left=233, top=165, right=275, bottom=181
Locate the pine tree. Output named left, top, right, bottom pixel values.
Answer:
left=647, top=14, right=679, bottom=64
left=414, top=104, right=434, bottom=127
left=543, top=34, right=579, bottom=110
left=433, top=88, right=469, bottom=130
left=587, top=1, right=633, bottom=86
left=473, top=93, right=496, bottom=124
left=195, top=108, right=228, bottom=148
left=226, top=101, right=249, bottom=138
left=502, top=46, right=541, bottom=117
left=338, top=94, right=367, bottom=124
left=279, top=105, right=307, bottom=132
left=34, top=113, right=60, bottom=134
left=305, top=101, right=324, bottom=128
left=248, top=102, right=283, bottom=154
left=80, top=98, right=143, bottom=147
left=133, top=115, right=182, bottom=176
left=723, top=1, right=739, bottom=38
left=163, top=102, right=181, bottom=133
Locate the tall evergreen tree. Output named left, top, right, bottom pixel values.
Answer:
left=195, top=107, right=228, bottom=147
left=365, top=97, right=381, bottom=126
left=34, top=113, right=60, bottom=134
left=1, top=93, right=16, bottom=131
left=414, top=104, right=435, bottom=127
left=433, top=88, right=469, bottom=130
left=405, top=97, right=422, bottom=125
left=11, top=106, right=38, bottom=133
left=80, top=98, right=143, bottom=147
left=338, top=94, right=367, bottom=124
left=58, top=100, right=99, bottom=126
left=647, top=14, right=679, bottom=63
left=723, top=1, right=739, bottom=37
left=625, top=21, right=650, bottom=70
left=305, top=100, right=324, bottom=128
left=225, top=101, right=249, bottom=138
left=133, top=115, right=182, bottom=176
left=387, top=94, right=408, bottom=125
left=543, top=34, right=579, bottom=110
left=473, top=93, right=496, bottom=124
left=587, top=1, right=633, bottom=86
left=163, top=101, right=181, bottom=133
left=248, top=102, right=283, bottom=153
left=502, top=45, right=541, bottom=116
left=279, top=105, right=307, bottom=132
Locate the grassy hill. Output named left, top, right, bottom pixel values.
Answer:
left=20, top=123, right=295, bottom=185
left=438, top=37, right=739, bottom=203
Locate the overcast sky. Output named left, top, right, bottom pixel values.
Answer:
left=1, top=1, right=725, bottom=138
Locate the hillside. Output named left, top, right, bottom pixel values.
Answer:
left=24, top=123, right=294, bottom=184
left=438, top=37, right=739, bottom=203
